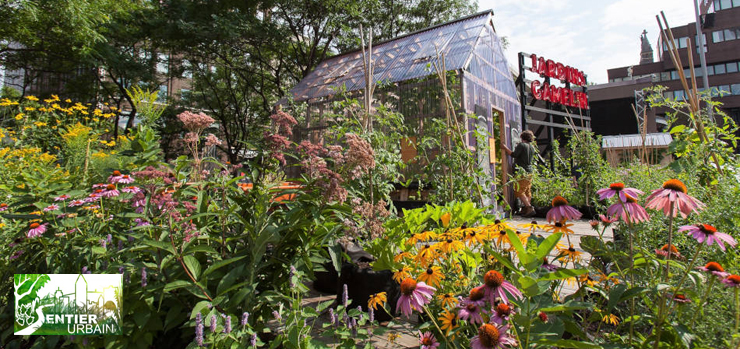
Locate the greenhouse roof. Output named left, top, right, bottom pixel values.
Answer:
left=290, top=10, right=494, bottom=101
left=602, top=133, right=673, bottom=149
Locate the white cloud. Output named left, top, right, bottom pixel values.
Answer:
left=478, top=0, right=698, bottom=83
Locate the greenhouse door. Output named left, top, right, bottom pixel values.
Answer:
left=492, top=107, right=512, bottom=208
left=476, top=114, right=493, bottom=207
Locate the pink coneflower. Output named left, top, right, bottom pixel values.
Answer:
left=599, top=215, right=618, bottom=225
left=396, top=278, right=435, bottom=318
left=697, top=261, right=730, bottom=278
left=116, top=174, right=135, bottom=184
left=645, top=179, right=705, bottom=218
left=466, top=286, right=487, bottom=307
left=490, top=302, right=515, bottom=325
left=121, top=186, right=141, bottom=194
left=606, top=194, right=649, bottom=223
left=43, top=204, right=59, bottom=212
left=458, top=300, right=485, bottom=325
left=671, top=294, right=692, bottom=304
left=483, top=270, right=522, bottom=304
left=541, top=258, right=558, bottom=272
left=68, top=200, right=85, bottom=207
left=597, top=182, right=644, bottom=202
left=655, top=244, right=684, bottom=260
left=418, top=331, right=440, bottom=349
left=102, top=184, right=119, bottom=198
left=471, top=323, right=517, bottom=349
left=546, top=196, right=582, bottom=223
left=27, top=222, right=48, bottom=238
left=679, top=224, right=736, bottom=251
left=54, top=194, right=70, bottom=201
left=0, top=203, right=8, bottom=212
left=722, top=275, right=740, bottom=288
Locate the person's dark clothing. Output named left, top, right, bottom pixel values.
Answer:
left=512, top=142, right=535, bottom=173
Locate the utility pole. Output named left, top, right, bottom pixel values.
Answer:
left=694, top=0, right=713, bottom=118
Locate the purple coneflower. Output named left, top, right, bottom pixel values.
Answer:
left=54, top=194, right=70, bottom=201
left=121, top=186, right=141, bottom=194
left=458, top=300, right=484, bottom=325
left=541, top=258, right=558, bottom=272
left=697, top=261, right=730, bottom=278
left=546, top=196, right=582, bottom=223
left=396, top=278, right=435, bottom=318
left=27, top=222, right=48, bottom=238
left=470, top=323, right=516, bottom=349
left=418, top=331, right=440, bottom=349
left=597, top=182, right=644, bottom=202
left=606, top=194, right=649, bottom=224
left=43, top=204, right=59, bottom=212
left=0, top=203, right=8, bottom=211
left=722, top=275, right=740, bottom=288
left=679, top=224, right=736, bottom=251
left=68, top=200, right=85, bottom=207
left=671, top=294, right=692, bottom=304
left=645, top=179, right=704, bottom=218
left=490, top=302, right=515, bottom=325
left=465, top=286, right=487, bottom=307
left=599, top=214, right=618, bottom=225
left=482, top=270, right=522, bottom=304
left=102, top=184, right=119, bottom=198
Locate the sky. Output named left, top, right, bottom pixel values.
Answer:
left=478, top=0, right=700, bottom=84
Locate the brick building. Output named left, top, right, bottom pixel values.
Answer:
left=589, top=1, right=740, bottom=137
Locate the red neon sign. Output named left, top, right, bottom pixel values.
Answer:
left=528, top=54, right=588, bottom=109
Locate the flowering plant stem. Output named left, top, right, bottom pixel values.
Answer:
left=617, top=199, right=636, bottom=345
left=653, top=201, right=676, bottom=349
left=690, top=276, right=716, bottom=328
left=422, top=306, right=454, bottom=349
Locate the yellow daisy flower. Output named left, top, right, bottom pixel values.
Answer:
left=518, top=220, right=547, bottom=234
left=436, top=238, right=464, bottom=254
left=440, top=212, right=451, bottom=227
left=436, top=293, right=458, bottom=309
left=417, top=266, right=444, bottom=287
left=439, top=310, right=459, bottom=335
left=557, top=244, right=583, bottom=265
left=368, top=292, right=387, bottom=310
left=393, top=252, right=413, bottom=263
left=393, top=266, right=412, bottom=284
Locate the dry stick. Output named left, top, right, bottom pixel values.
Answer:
left=359, top=25, right=375, bottom=204
left=657, top=12, right=723, bottom=175
left=432, top=49, right=485, bottom=204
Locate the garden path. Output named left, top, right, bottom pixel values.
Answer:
left=300, top=218, right=610, bottom=348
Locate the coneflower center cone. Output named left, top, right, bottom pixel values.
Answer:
left=484, top=270, right=504, bottom=288
left=496, top=303, right=512, bottom=316
left=551, top=196, right=569, bottom=207
left=705, top=262, right=724, bottom=272
left=469, top=287, right=485, bottom=301
left=662, top=179, right=687, bottom=193
left=478, top=324, right=501, bottom=347
left=609, top=182, right=625, bottom=190
left=400, top=278, right=417, bottom=296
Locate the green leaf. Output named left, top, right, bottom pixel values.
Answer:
left=190, top=300, right=211, bottom=319
left=202, top=255, right=247, bottom=277
left=539, top=301, right=592, bottom=312
left=183, top=255, right=201, bottom=280
left=606, top=283, right=627, bottom=313
left=669, top=125, right=686, bottom=134
left=535, top=232, right=562, bottom=259
left=538, top=268, right=588, bottom=281
left=164, top=280, right=192, bottom=292
left=489, top=250, right=519, bottom=273
left=92, top=246, right=107, bottom=255
left=141, top=239, right=175, bottom=254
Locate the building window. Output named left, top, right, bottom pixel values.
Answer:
left=728, top=62, right=739, bottom=73
left=715, top=63, right=726, bottom=74
left=156, top=53, right=169, bottom=75
left=663, top=91, right=674, bottom=99
left=707, top=65, right=715, bottom=75
left=157, top=85, right=168, bottom=102
left=660, top=71, right=670, bottom=81
left=674, top=90, right=685, bottom=100
left=182, top=60, right=193, bottom=79
left=671, top=70, right=679, bottom=80
left=725, top=29, right=737, bottom=41
left=735, top=0, right=740, bottom=7
left=732, top=84, right=740, bottom=96
left=713, top=30, right=724, bottom=43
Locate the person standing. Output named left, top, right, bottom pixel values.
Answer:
left=502, top=130, right=536, bottom=217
